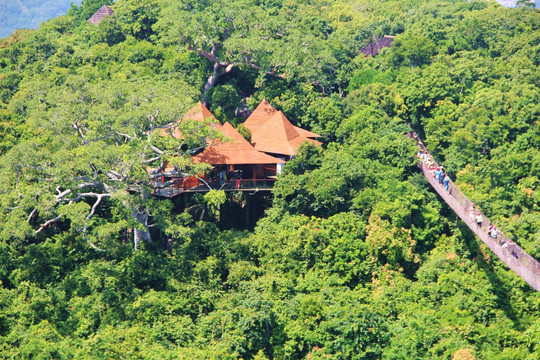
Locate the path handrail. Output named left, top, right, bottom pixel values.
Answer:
left=414, top=137, right=540, bottom=292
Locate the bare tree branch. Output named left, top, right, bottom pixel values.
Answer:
left=151, top=179, right=176, bottom=189
left=115, top=132, right=132, bottom=141
left=84, top=238, right=108, bottom=252
left=72, top=122, right=89, bottom=145
left=243, top=55, right=286, bottom=78
left=149, top=168, right=211, bottom=190
left=106, top=170, right=125, bottom=181
left=56, top=189, right=73, bottom=201
left=35, top=215, right=61, bottom=234
left=88, top=131, right=133, bottom=143
left=56, top=182, right=109, bottom=202
left=149, top=144, right=164, bottom=155
left=86, top=194, right=107, bottom=221
left=27, top=208, right=37, bottom=222
left=196, top=175, right=212, bottom=190
left=71, top=192, right=112, bottom=203
left=153, top=161, right=167, bottom=173
left=144, top=156, right=162, bottom=164
left=148, top=170, right=180, bottom=179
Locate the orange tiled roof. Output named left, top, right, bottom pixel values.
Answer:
left=157, top=102, right=216, bottom=139
left=294, top=126, right=320, bottom=139
left=193, top=122, right=285, bottom=165
left=88, top=5, right=114, bottom=25
left=244, top=99, right=277, bottom=132
left=249, top=111, right=321, bottom=156
left=245, top=99, right=321, bottom=140
left=183, top=101, right=215, bottom=122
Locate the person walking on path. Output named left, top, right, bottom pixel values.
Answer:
left=439, top=168, right=445, bottom=185
left=469, top=203, right=476, bottom=221
left=475, top=214, right=483, bottom=229
left=443, top=174, right=450, bottom=192
left=489, top=225, right=499, bottom=241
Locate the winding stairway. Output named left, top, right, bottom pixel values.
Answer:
left=412, top=134, right=540, bottom=292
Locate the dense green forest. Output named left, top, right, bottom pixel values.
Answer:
left=0, top=0, right=84, bottom=39
left=0, top=0, right=538, bottom=358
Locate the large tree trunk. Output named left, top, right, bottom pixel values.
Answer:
left=202, top=62, right=235, bottom=103
left=132, top=209, right=151, bottom=251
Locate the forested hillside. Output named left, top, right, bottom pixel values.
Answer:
left=0, top=0, right=85, bottom=39
left=0, top=0, right=538, bottom=358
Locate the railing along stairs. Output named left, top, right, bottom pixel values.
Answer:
left=410, top=133, right=540, bottom=292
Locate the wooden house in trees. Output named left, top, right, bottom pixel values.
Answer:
left=152, top=102, right=285, bottom=197
left=359, top=35, right=395, bottom=57
left=151, top=100, right=320, bottom=197
left=192, top=122, right=285, bottom=183
left=88, top=5, right=114, bottom=25
left=244, top=99, right=321, bottom=174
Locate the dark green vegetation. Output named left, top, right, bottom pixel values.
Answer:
left=0, top=0, right=539, bottom=358
left=0, top=0, right=84, bottom=39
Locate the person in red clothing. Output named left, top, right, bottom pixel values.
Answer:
left=235, top=173, right=241, bottom=189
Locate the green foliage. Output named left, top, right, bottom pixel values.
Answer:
left=0, top=0, right=538, bottom=359
left=347, top=67, right=396, bottom=91
left=0, top=0, right=83, bottom=39
left=236, top=123, right=252, bottom=142
left=114, top=0, right=160, bottom=41
left=204, top=190, right=227, bottom=221
left=95, top=16, right=126, bottom=46
left=68, top=0, right=113, bottom=25
left=209, top=84, right=243, bottom=123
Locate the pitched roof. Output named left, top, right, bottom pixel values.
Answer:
left=157, top=102, right=216, bottom=139
left=184, top=101, right=215, bottom=122
left=294, top=126, right=320, bottom=139
left=249, top=111, right=321, bottom=156
left=244, top=99, right=321, bottom=140
left=193, top=122, right=285, bottom=165
left=359, top=35, right=395, bottom=57
left=88, top=5, right=114, bottom=25
left=244, top=99, right=277, bottom=132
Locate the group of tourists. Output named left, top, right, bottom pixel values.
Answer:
left=434, top=167, right=450, bottom=192
left=412, top=134, right=522, bottom=260
left=218, top=170, right=243, bottom=189
left=488, top=223, right=499, bottom=241
left=419, top=147, right=513, bottom=251
left=469, top=203, right=484, bottom=228
left=418, top=150, right=451, bottom=192
left=468, top=203, right=513, bottom=251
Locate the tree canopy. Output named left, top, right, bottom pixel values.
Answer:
left=0, top=0, right=538, bottom=358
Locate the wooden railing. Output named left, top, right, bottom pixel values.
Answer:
left=416, top=143, right=540, bottom=292
left=152, top=178, right=276, bottom=197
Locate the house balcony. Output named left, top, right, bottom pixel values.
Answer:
left=151, top=176, right=277, bottom=198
